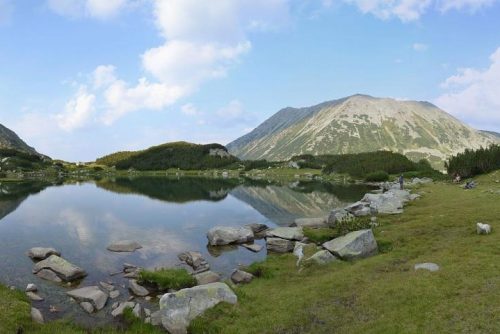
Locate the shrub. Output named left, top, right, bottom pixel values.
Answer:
left=446, top=145, right=500, bottom=178
left=365, top=171, right=389, bottom=182
left=138, top=268, right=196, bottom=291
left=303, top=228, right=338, bottom=244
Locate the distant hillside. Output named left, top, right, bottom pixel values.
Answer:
left=228, top=95, right=499, bottom=168
left=96, top=141, right=239, bottom=171
left=0, top=123, right=41, bottom=156
left=481, top=130, right=500, bottom=139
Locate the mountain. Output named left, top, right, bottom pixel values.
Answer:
left=227, top=95, right=499, bottom=167
left=0, top=123, right=40, bottom=155
left=96, top=141, right=239, bottom=170
left=481, top=130, right=500, bottom=139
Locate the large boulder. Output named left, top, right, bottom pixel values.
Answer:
left=107, top=240, right=142, bottom=252
left=291, top=217, right=327, bottom=228
left=66, top=286, right=108, bottom=311
left=159, top=282, right=237, bottom=334
left=32, top=255, right=87, bottom=282
left=266, top=227, right=304, bottom=241
left=327, top=209, right=354, bottom=227
left=322, top=229, right=378, bottom=260
left=362, top=191, right=407, bottom=215
left=266, top=237, right=295, bottom=253
left=27, top=247, right=60, bottom=261
left=207, top=226, right=254, bottom=246
left=344, top=201, right=372, bottom=217
left=306, top=250, right=338, bottom=265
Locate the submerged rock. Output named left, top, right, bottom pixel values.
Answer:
left=32, top=255, right=87, bottom=282
left=241, top=243, right=263, bottom=253
left=207, top=226, right=254, bottom=246
left=107, top=240, right=142, bottom=252
left=178, top=251, right=209, bottom=272
left=36, top=269, right=63, bottom=283
left=159, top=282, right=237, bottom=334
left=27, top=247, right=60, bottom=261
left=66, top=286, right=108, bottom=311
left=322, top=229, right=378, bottom=260
left=266, top=227, right=304, bottom=241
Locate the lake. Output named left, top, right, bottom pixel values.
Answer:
left=0, top=177, right=372, bottom=326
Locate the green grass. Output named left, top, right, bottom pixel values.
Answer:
left=189, top=171, right=500, bottom=333
left=303, top=227, right=338, bottom=244
left=139, top=268, right=196, bottom=291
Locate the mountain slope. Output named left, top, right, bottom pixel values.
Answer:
left=481, top=130, right=500, bottom=139
left=0, top=124, right=40, bottom=155
left=227, top=95, right=499, bottom=167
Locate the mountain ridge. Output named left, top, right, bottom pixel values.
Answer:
left=0, top=123, right=42, bottom=156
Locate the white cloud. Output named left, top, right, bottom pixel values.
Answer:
left=93, top=65, right=117, bottom=89
left=439, top=0, right=497, bottom=12
left=435, top=47, right=500, bottom=130
left=413, top=43, right=429, bottom=52
left=56, top=86, right=96, bottom=131
left=47, top=0, right=128, bottom=19
left=181, top=103, right=201, bottom=116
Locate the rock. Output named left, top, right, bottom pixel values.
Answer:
left=477, top=223, right=492, bottom=235
left=132, top=303, right=144, bottom=319
left=322, top=229, right=378, bottom=260
left=266, top=227, right=304, bottom=241
left=244, top=223, right=269, bottom=234
left=109, top=290, right=120, bottom=299
left=345, top=201, right=371, bottom=217
left=80, top=302, right=95, bottom=314
left=231, top=270, right=254, bottom=284
left=145, top=308, right=152, bottom=317
left=362, top=191, right=405, bottom=215
left=124, top=270, right=140, bottom=279
left=409, top=194, right=421, bottom=201
left=99, top=281, right=115, bottom=292
left=151, top=310, right=162, bottom=326
left=26, top=291, right=44, bottom=301
left=26, top=283, right=37, bottom=292
left=66, top=286, right=108, bottom=311
left=306, top=250, right=338, bottom=265
left=112, top=302, right=119, bottom=310
left=107, top=240, right=142, bottom=252
left=291, top=217, right=327, bottom=228
left=178, top=251, right=209, bottom=272
left=123, top=263, right=138, bottom=270
left=327, top=209, right=354, bottom=227
left=241, top=243, right=263, bottom=253
left=111, top=302, right=136, bottom=317
left=31, top=307, right=44, bottom=324
left=207, top=226, right=254, bottom=246
left=159, top=282, right=237, bottom=334
left=28, top=247, right=60, bottom=261
left=415, top=263, right=440, bottom=272
left=36, top=269, right=63, bottom=283
left=129, top=279, right=149, bottom=297
left=33, top=255, right=87, bottom=282
left=266, top=237, right=295, bottom=253
left=194, top=271, right=221, bottom=285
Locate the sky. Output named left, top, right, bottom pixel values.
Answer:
left=0, top=0, right=499, bottom=161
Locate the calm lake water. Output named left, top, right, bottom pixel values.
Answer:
left=0, top=177, right=372, bottom=326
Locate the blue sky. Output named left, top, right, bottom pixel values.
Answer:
left=0, top=0, right=499, bottom=161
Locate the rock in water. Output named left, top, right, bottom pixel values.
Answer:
left=322, top=229, right=378, bottom=260
left=31, top=307, right=44, bottom=324
left=26, top=283, right=37, bottom=292
left=32, top=255, right=87, bottom=282
left=207, top=226, right=254, bottom=246
left=159, top=282, right=237, bottom=334
left=194, top=271, right=221, bottom=285
left=36, top=269, right=63, bottom=283
left=27, top=247, right=60, bottom=261
left=230, top=270, right=254, bottom=284
left=111, top=302, right=136, bottom=317
left=241, top=243, right=263, bottom=253
left=107, top=240, right=142, bottom=252
left=66, top=286, right=108, bottom=311
left=129, top=279, right=149, bottom=297
left=26, top=291, right=44, bottom=301
left=80, top=302, right=95, bottom=314
left=178, top=251, right=209, bottom=272
left=266, top=237, right=295, bottom=253
left=265, top=227, right=304, bottom=241
left=244, top=223, right=269, bottom=234
left=306, top=250, right=338, bottom=265
left=415, top=263, right=440, bottom=272
left=476, top=223, right=491, bottom=235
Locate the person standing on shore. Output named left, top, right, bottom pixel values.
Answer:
left=399, top=175, right=404, bottom=190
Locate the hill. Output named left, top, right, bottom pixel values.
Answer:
left=227, top=95, right=499, bottom=168
left=0, top=124, right=41, bottom=156
left=96, top=141, right=239, bottom=171
left=481, top=130, right=500, bottom=138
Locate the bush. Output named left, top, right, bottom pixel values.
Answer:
left=138, top=268, right=196, bottom=291
left=365, top=171, right=389, bottom=182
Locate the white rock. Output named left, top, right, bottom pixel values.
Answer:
left=415, top=263, right=440, bottom=272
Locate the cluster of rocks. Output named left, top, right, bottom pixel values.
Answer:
left=28, top=247, right=87, bottom=283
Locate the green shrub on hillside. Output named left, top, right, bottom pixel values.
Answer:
left=365, top=171, right=389, bottom=182
left=446, top=145, right=500, bottom=178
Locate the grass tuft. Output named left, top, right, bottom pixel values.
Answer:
left=138, top=268, right=196, bottom=291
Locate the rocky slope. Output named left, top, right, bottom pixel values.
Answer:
left=0, top=123, right=40, bottom=155
left=228, top=95, right=499, bottom=168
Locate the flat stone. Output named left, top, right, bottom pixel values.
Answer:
left=31, top=307, right=44, bottom=324
left=415, top=263, right=440, bottom=272
left=107, top=240, right=142, bottom=252
left=231, top=270, right=253, bottom=284
left=28, top=247, right=60, bottom=261
left=99, top=281, right=115, bottom=292
left=159, top=282, right=237, bottom=334
left=266, top=237, right=295, bottom=253
left=33, top=255, right=87, bottom=282
left=26, top=291, right=44, bottom=301
left=306, top=250, right=338, bottom=265
left=241, top=243, right=263, bottom=253
left=66, top=286, right=108, bottom=311
left=207, top=226, right=254, bottom=246
left=80, top=302, right=95, bottom=314
left=129, top=279, right=149, bottom=297
left=26, top=283, right=37, bottom=292
left=36, top=269, right=62, bottom=283
left=322, top=229, right=378, bottom=260
left=266, top=227, right=304, bottom=241
left=109, top=290, right=120, bottom=299
left=194, top=271, right=221, bottom=285
left=111, top=302, right=136, bottom=317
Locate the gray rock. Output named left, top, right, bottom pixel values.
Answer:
left=415, top=263, right=440, bottom=272
left=66, top=286, right=108, bottom=311
left=123, top=263, right=138, bottom=270
left=35, top=268, right=63, bottom=283
left=107, top=240, right=142, bottom=252
left=306, top=250, right=338, bottom=265
left=129, top=279, right=149, bottom=297
left=26, top=291, right=44, bottom=301
left=291, top=217, right=327, bottom=228
left=362, top=191, right=406, bottom=215
left=111, top=302, right=136, bottom=317
left=159, top=282, right=237, bottom=334
left=80, top=302, right=95, bottom=314
left=178, top=251, right=209, bottom=272
left=327, top=209, right=354, bottom=227
left=145, top=308, right=152, bottom=317
left=109, top=290, right=120, bottom=299
left=33, top=255, right=87, bottom=282
left=244, top=223, right=269, bottom=234
left=266, top=227, right=304, bottom=241
left=132, top=303, right=144, bottom=319
left=231, top=270, right=254, bottom=284
left=241, top=243, right=263, bottom=253
left=322, top=229, right=378, bottom=260
left=27, top=247, right=60, bottom=261
left=266, top=237, right=295, bottom=253
left=477, top=223, right=491, bottom=235
left=31, top=307, right=44, bottom=324
left=151, top=310, right=162, bottom=326
left=26, top=283, right=37, bottom=292
left=99, top=281, right=115, bottom=292
left=194, top=271, right=221, bottom=285
left=124, top=270, right=140, bottom=279
left=207, top=226, right=254, bottom=246
left=345, top=201, right=371, bottom=216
